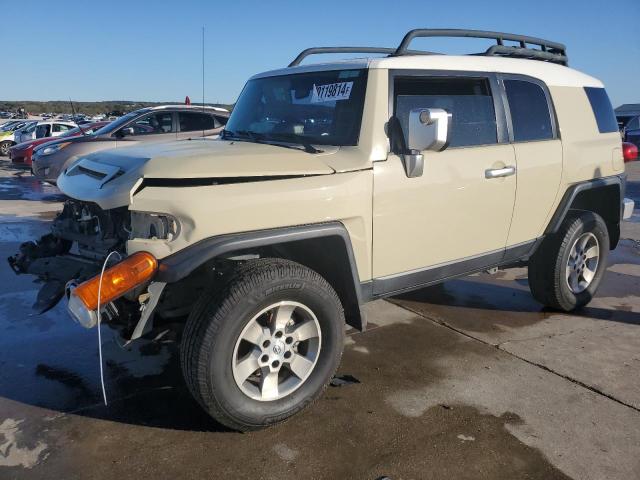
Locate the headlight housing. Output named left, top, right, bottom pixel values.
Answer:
left=40, top=142, right=71, bottom=156
left=130, top=211, right=181, bottom=241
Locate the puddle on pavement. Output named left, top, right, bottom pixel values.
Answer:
left=0, top=173, right=65, bottom=203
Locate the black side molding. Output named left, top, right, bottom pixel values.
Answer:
left=155, top=222, right=366, bottom=329
left=545, top=175, right=624, bottom=234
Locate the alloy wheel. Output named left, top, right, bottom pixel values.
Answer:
left=232, top=301, right=322, bottom=401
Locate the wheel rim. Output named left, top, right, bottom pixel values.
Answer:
left=232, top=301, right=322, bottom=402
left=1, top=144, right=8, bottom=155
left=566, top=232, right=600, bottom=294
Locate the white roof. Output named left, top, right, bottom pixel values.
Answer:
left=254, top=55, right=603, bottom=88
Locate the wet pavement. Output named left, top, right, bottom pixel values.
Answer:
left=0, top=160, right=639, bottom=480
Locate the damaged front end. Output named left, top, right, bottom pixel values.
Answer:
left=8, top=199, right=157, bottom=338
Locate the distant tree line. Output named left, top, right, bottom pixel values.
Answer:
left=0, top=100, right=234, bottom=116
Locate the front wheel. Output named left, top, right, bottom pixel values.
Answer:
left=528, top=211, right=609, bottom=311
left=181, top=258, right=345, bottom=431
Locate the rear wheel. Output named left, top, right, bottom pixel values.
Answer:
left=181, top=258, right=344, bottom=431
left=528, top=211, right=609, bottom=311
left=0, top=141, right=12, bottom=156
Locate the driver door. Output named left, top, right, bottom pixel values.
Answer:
left=372, top=73, right=516, bottom=293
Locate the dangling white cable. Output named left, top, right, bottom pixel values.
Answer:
left=97, top=250, right=122, bottom=406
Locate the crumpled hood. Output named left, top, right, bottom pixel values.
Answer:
left=57, top=139, right=340, bottom=210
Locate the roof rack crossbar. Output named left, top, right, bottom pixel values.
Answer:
left=393, top=29, right=568, bottom=65
left=481, top=45, right=568, bottom=65
left=288, top=47, right=434, bottom=67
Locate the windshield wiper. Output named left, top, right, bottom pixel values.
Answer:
left=223, top=130, right=323, bottom=154
left=261, top=133, right=323, bottom=154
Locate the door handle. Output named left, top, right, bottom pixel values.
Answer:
left=485, top=166, right=516, bottom=179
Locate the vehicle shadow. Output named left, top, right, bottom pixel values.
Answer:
left=393, top=271, right=640, bottom=334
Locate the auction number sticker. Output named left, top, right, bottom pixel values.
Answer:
left=311, top=81, right=353, bottom=103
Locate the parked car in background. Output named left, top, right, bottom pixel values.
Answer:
left=0, top=120, right=38, bottom=156
left=0, top=120, right=22, bottom=131
left=10, top=121, right=110, bottom=166
left=616, top=104, right=640, bottom=149
left=32, top=105, right=229, bottom=183
left=14, top=121, right=77, bottom=144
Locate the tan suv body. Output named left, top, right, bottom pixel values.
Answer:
left=9, top=30, right=634, bottom=431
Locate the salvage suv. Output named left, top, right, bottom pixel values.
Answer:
left=9, top=29, right=635, bottom=431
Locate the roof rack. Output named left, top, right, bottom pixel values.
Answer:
left=288, top=47, right=433, bottom=67
left=394, top=29, right=568, bottom=65
left=288, top=28, right=568, bottom=67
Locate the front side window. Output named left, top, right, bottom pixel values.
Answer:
left=35, top=124, right=51, bottom=138
left=504, top=79, right=554, bottom=142
left=225, top=69, right=368, bottom=146
left=94, top=110, right=149, bottom=136
left=393, top=77, right=497, bottom=148
left=584, top=87, right=618, bottom=133
left=178, top=112, right=217, bottom=132
left=127, top=112, right=173, bottom=135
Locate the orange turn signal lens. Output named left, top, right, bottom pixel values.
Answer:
left=74, top=252, right=158, bottom=311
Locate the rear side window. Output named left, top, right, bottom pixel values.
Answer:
left=393, top=77, right=497, bottom=148
left=179, top=112, right=218, bottom=132
left=584, top=87, right=618, bottom=133
left=504, top=80, right=554, bottom=142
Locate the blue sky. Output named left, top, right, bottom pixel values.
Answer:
left=2, top=0, right=638, bottom=107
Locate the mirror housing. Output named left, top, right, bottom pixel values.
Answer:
left=402, top=108, right=452, bottom=178
left=118, top=127, right=135, bottom=137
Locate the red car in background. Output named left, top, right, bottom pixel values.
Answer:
left=9, top=121, right=110, bottom=166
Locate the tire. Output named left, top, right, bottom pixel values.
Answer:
left=181, top=258, right=345, bottom=431
left=528, top=211, right=609, bottom=311
left=0, top=141, right=12, bottom=156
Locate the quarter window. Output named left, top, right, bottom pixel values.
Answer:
left=584, top=87, right=618, bottom=133
left=393, top=77, right=498, bottom=149
left=504, top=79, right=554, bottom=142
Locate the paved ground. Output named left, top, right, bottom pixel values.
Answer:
left=0, top=159, right=639, bottom=480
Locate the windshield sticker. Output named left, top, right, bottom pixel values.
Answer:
left=311, top=82, right=353, bottom=103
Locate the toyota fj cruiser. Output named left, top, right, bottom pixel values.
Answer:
left=8, top=29, right=635, bottom=431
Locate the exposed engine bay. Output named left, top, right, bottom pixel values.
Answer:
left=7, top=199, right=216, bottom=339
left=8, top=199, right=131, bottom=316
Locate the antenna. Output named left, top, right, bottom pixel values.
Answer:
left=202, top=26, right=205, bottom=138
left=68, top=97, right=86, bottom=135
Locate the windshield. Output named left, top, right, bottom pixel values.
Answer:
left=1, top=121, right=18, bottom=131
left=93, top=110, right=147, bottom=135
left=225, top=69, right=368, bottom=146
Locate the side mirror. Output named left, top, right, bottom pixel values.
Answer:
left=118, top=127, right=135, bottom=137
left=402, top=108, right=451, bottom=178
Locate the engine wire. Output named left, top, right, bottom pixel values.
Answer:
left=96, top=250, right=122, bottom=406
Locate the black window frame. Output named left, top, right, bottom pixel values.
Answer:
left=388, top=69, right=509, bottom=154
left=499, top=75, right=558, bottom=143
